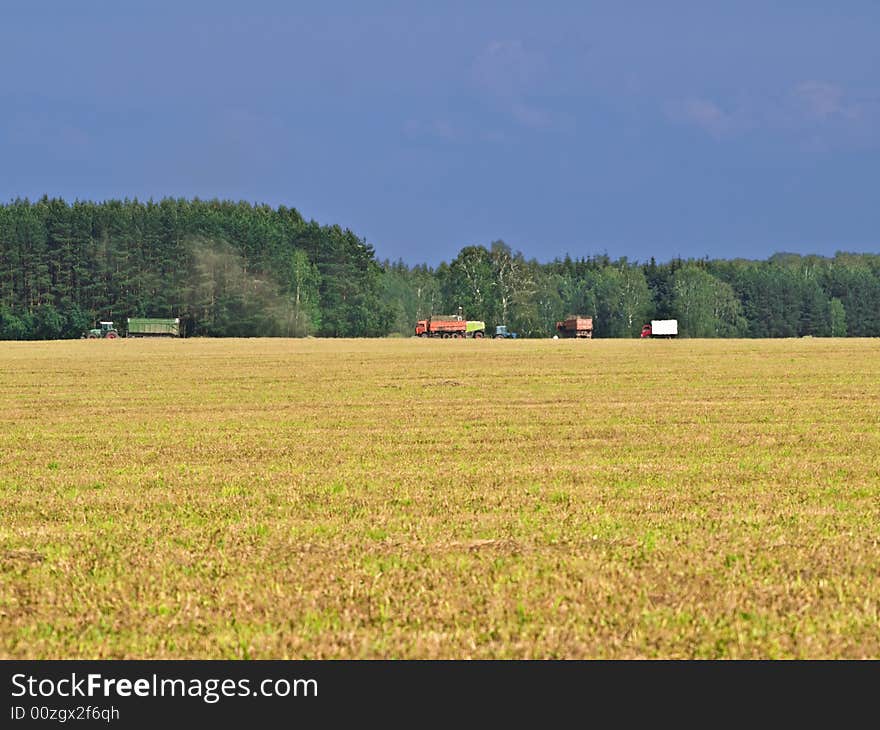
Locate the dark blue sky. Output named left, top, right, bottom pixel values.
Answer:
left=2, top=1, right=878, bottom=265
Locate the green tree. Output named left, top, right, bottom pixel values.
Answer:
left=489, top=240, right=535, bottom=328
left=287, top=248, right=321, bottom=336
left=33, top=304, right=65, bottom=339
left=533, top=270, right=565, bottom=336
left=0, top=307, right=27, bottom=340
left=441, top=245, right=495, bottom=322
left=823, top=257, right=880, bottom=337
left=381, top=261, right=441, bottom=336
left=673, top=266, right=744, bottom=337
left=829, top=297, right=847, bottom=337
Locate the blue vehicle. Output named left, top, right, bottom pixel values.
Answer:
left=494, top=325, right=517, bottom=339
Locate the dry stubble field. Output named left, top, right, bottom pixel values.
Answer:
left=1, top=337, right=879, bottom=658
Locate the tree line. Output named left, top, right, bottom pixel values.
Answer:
left=0, top=197, right=387, bottom=339
left=385, top=244, right=879, bottom=338
left=1, top=197, right=878, bottom=339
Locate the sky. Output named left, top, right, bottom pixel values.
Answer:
left=2, top=1, right=879, bottom=265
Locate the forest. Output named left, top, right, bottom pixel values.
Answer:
left=1, top=197, right=878, bottom=339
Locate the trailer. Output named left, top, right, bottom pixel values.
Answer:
left=415, top=315, right=485, bottom=338
left=555, top=316, right=593, bottom=338
left=127, top=317, right=181, bottom=337
left=641, top=319, right=678, bottom=338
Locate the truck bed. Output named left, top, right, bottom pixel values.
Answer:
left=427, top=319, right=467, bottom=333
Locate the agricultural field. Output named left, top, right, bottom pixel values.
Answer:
left=1, top=337, right=878, bottom=659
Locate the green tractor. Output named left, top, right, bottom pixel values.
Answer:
left=84, top=321, right=120, bottom=339
left=494, top=325, right=518, bottom=339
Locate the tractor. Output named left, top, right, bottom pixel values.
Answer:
left=494, top=325, right=518, bottom=339
left=84, top=321, right=120, bottom=339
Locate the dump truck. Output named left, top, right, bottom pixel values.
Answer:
left=641, top=319, right=678, bottom=338
left=83, top=321, right=119, bottom=339
left=415, top=315, right=485, bottom=338
left=494, top=325, right=517, bottom=339
left=127, top=317, right=181, bottom=337
left=555, top=316, right=593, bottom=338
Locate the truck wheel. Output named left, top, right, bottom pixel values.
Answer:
left=419, top=333, right=429, bottom=338
left=442, top=333, right=451, bottom=338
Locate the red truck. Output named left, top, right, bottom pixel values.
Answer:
left=640, top=319, right=678, bottom=338
left=555, top=316, right=594, bottom=338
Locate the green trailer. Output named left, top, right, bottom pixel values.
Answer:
left=126, top=317, right=181, bottom=337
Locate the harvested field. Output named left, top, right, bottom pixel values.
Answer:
left=1, top=337, right=878, bottom=658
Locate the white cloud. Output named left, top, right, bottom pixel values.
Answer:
left=666, top=82, right=877, bottom=147
left=429, top=120, right=458, bottom=140
left=4, top=109, right=91, bottom=149
left=472, top=40, right=546, bottom=98
left=510, top=102, right=552, bottom=130
left=793, top=81, right=860, bottom=122
left=472, top=40, right=557, bottom=130
left=666, top=98, right=740, bottom=139
left=402, top=118, right=461, bottom=142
